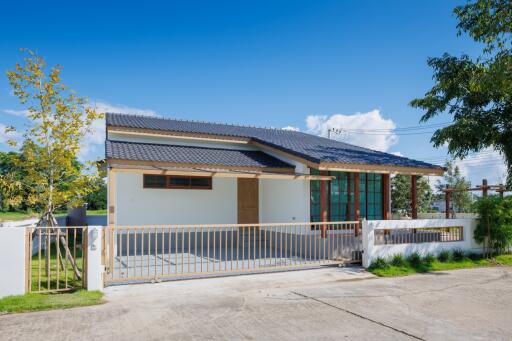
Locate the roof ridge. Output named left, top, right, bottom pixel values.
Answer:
left=106, top=112, right=294, bottom=133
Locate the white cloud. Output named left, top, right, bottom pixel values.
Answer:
left=390, top=151, right=403, bottom=157
left=306, top=109, right=398, bottom=152
left=2, top=109, right=30, bottom=117
left=79, top=101, right=159, bottom=161
left=91, top=101, right=158, bottom=117
left=282, top=126, right=300, bottom=132
left=453, top=148, right=507, bottom=186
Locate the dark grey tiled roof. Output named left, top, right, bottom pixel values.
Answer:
left=106, top=140, right=295, bottom=169
left=106, top=113, right=442, bottom=170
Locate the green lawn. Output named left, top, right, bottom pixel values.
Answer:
left=0, top=210, right=107, bottom=222
left=0, top=290, right=103, bottom=314
left=0, top=211, right=38, bottom=222
left=369, top=254, right=512, bottom=277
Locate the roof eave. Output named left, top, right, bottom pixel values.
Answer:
left=318, top=161, right=444, bottom=176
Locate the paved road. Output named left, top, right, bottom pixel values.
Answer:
left=1, top=266, right=511, bottom=341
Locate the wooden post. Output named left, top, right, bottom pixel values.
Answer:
left=354, top=173, right=360, bottom=221
left=482, top=179, right=488, bottom=197
left=499, top=184, right=505, bottom=198
left=382, top=174, right=390, bottom=220
left=445, top=184, right=451, bottom=219
left=411, top=175, right=418, bottom=219
left=320, top=171, right=328, bottom=238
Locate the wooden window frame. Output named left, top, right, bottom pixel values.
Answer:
left=143, top=174, right=212, bottom=190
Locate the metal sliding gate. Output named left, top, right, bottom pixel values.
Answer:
left=104, top=221, right=362, bottom=285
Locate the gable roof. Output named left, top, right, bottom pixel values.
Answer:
left=106, top=140, right=294, bottom=170
left=106, top=113, right=443, bottom=173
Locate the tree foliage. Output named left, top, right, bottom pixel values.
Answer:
left=474, top=196, right=512, bottom=255
left=3, top=50, right=102, bottom=222
left=410, top=0, right=512, bottom=186
left=436, top=161, right=473, bottom=212
left=391, top=175, right=433, bottom=215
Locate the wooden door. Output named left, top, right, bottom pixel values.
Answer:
left=237, top=178, right=259, bottom=224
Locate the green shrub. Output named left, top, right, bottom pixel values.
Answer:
left=452, top=248, right=465, bottom=261
left=467, top=252, right=482, bottom=261
left=437, top=250, right=451, bottom=262
left=369, top=257, right=389, bottom=269
left=390, top=254, right=406, bottom=267
left=423, top=253, right=435, bottom=264
left=407, top=252, right=422, bottom=267
left=474, top=196, right=512, bottom=255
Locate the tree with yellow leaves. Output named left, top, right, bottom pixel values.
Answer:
left=4, top=49, right=103, bottom=226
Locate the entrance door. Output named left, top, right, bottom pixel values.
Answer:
left=237, top=178, right=259, bottom=224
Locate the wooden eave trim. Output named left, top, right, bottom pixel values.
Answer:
left=318, top=162, right=444, bottom=176
left=107, top=158, right=295, bottom=174
left=107, top=126, right=251, bottom=144
left=109, top=165, right=334, bottom=180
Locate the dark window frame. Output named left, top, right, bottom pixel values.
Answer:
left=143, top=174, right=212, bottom=190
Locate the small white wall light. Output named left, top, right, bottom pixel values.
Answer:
left=90, top=228, right=98, bottom=251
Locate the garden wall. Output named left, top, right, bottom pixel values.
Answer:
left=362, top=219, right=482, bottom=268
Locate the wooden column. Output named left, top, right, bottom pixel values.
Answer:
left=482, top=179, right=488, bottom=197
left=354, top=173, right=360, bottom=221
left=411, top=175, right=418, bottom=219
left=382, top=174, right=390, bottom=220
left=320, top=171, right=328, bottom=238
left=445, top=184, right=451, bottom=219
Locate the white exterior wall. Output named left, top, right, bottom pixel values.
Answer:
left=110, top=131, right=314, bottom=226
left=362, top=218, right=482, bottom=268
left=109, top=132, right=257, bottom=151
left=258, top=148, right=310, bottom=224
left=0, top=228, right=26, bottom=298
left=115, top=172, right=237, bottom=226
left=259, top=178, right=310, bottom=223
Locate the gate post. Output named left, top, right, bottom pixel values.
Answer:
left=86, top=226, right=104, bottom=291
left=361, top=219, right=373, bottom=268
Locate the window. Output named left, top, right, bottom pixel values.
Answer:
left=362, top=173, right=383, bottom=220
left=310, top=170, right=384, bottom=222
left=329, top=171, right=354, bottom=221
left=143, top=174, right=212, bottom=190
left=143, top=175, right=167, bottom=188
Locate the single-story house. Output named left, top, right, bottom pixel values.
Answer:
left=105, top=113, right=443, bottom=226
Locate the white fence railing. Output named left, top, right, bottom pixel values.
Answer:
left=0, top=218, right=483, bottom=298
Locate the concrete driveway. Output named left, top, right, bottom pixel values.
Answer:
left=1, top=266, right=511, bottom=341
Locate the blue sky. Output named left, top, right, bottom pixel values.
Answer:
left=0, top=0, right=506, bottom=187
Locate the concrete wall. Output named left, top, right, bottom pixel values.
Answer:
left=0, top=228, right=26, bottom=298
left=115, top=172, right=238, bottom=226
left=362, top=219, right=481, bottom=268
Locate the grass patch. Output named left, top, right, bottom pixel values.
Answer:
left=30, top=237, right=84, bottom=292
left=0, top=209, right=106, bottom=222
left=86, top=209, right=107, bottom=215
left=369, top=254, right=512, bottom=277
left=0, top=290, right=103, bottom=314
left=0, top=211, right=38, bottom=222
